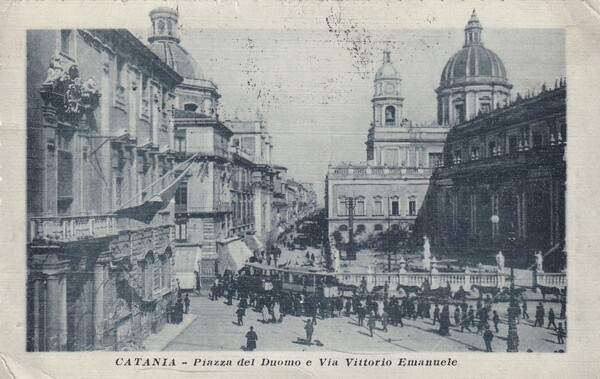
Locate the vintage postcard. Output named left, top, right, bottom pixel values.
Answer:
left=1, top=0, right=599, bottom=377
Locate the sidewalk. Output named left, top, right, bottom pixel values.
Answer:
left=142, top=313, right=198, bottom=351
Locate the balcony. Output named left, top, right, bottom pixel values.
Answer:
left=175, top=202, right=232, bottom=214
left=30, top=215, right=118, bottom=243
left=29, top=214, right=173, bottom=243
left=328, top=165, right=433, bottom=180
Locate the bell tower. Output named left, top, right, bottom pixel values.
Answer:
left=372, top=49, right=404, bottom=128
left=148, top=7, right=180, bottom=43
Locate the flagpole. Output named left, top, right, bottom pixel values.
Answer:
left=116, top=151, right=200, bottom=211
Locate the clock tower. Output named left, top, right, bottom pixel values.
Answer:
left=372, top=49, right=403, bottom=128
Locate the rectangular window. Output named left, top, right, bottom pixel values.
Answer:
left=175, top=222, right=187, bottom=242
left=338, top=199, right=348, bottom=217
left=355, top=199, right=365, bottom=216
left=455, top=104, right=465, bottom=124
left=428, top=153, right=443, bottom=167
left=115, top=177, right=123, bottom=207
left=373, top=199, right=383, bottom=216
left=391, top=200, right=399, bottom=216
left=409, top=200, right=417, bottom=216
left=175, top=136, right=186, bottom=153
left=60, top=30, right=72, bottom=56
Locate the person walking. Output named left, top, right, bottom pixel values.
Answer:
left=483, top=325, right=494, bottom=352
left=522, top=300, right=529, bottom=319
left=357, top=304, right=366, bottom=326
left=492, top=310, right=500, bottom=333
left=236, top=306, right=245, bottom=326
left=468, top=305, right=476, bottom=327
left=461, top=310, right=472, bottom=333
left=547, top=308, right=557, bottom=330
left=261, top=304, right=270, bottom=323
left=304, top=319, right=314, bottom=346
left=367, top=313, right=376, bottom=337
left=556, top=322, right=566, bottom=344
left=454, top=307, right=461, bottom=327
left=533, top=302, right=545, bottom=327
left=432, top=304, right=440, bottom=325
left=245, top=326, right=258, bottom=351
left=381, top=310, right=389, bottom=332
left=560, top=299, right=566, bottom=320
left=184, top=294, right=190, bottom=314
left=345, top=299, right=352, bottom=317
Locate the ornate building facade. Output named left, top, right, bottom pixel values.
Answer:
left=326, top=50, right=448, bottom=242
left=425, top=11, right=567, bottom=271
left=26, top=29, right=181, bottom=351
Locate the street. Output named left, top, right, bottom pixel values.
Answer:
left=161, top=293, right=565, bottom=353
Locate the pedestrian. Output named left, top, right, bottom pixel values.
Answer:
left=345, top=299, right=351, bottom=317
left=438, top=305, right=451, bottom=336
left=454, top=307, right=461, bottom=326
left=227, top=288, right=233, bottom=306
left=468, top=305, right=475, bottom=327
left=483, top=325, right=494, bottom=352
left=184, top=294, right=190, bottom=314
left=236, top=306, right=245, bottom=326
left=533, top=302, right=545, bottom=327
left=357, top=304, right=366, bottom=326
left=556, top=322, right=566, bottom=344
left=261, top=304, right=270, bottom=323
left=166, top=301, right=173, bottom=324
left=273, top=301, right=282, bottom=323
left=560, top=299, right=566, bottom=319
left=381, top=310, right=389, bottom=332
left=304, top=319, right=314, bottom=346
left=547, top=308, right=557, bottom=330
left=245, top=326, right=258, bottom=351
left=522, top=300, right=529, bottom=319
left=433, top=304, right=440, bottom=325
left=461, top=310, right=472, bottom=333
left=367, top=313, right=376, bottom=337
left=492, top=310, right=500, bottom=333
left=175, top=298, right=184, bottom=324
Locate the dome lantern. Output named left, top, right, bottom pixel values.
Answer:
left=464, top=9, right=483, bottom=47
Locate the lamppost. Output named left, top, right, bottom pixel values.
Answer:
left=346, top=197, right=357, bottom=260
left=491, top=214, right=519, bottom=352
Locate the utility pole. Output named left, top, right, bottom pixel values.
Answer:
left=387, top=196, right=391, bottom=272
left=346, top=197, right=356, bottom=260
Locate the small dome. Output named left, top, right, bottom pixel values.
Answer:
left=375, top=50, right=401, bottom=80
left=149, top=41, right=204, bottom=80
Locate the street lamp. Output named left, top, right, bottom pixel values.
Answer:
left=491, top=214, right=519, bottom=352
left=345, top=197, right=357, bottom=260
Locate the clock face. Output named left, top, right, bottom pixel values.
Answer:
left=384, top=83, right=395, bottom=94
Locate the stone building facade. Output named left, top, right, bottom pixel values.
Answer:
left=26, top=29, right=181, bottom=351
left=326, top=50, right=448, bottom=242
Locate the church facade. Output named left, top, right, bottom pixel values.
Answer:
left=423, top=11, right=567, bottom=271
left=325, top=50, right=448, bottom=243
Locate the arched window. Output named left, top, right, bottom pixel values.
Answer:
left=338, top=224, right=348, bottom=232
left=184, top=103, right=198, bottom=112
left=356, top=224, right=366, bottom=234
left=385, top=105, right=396, bottom=126
left=391, top=224, right=400, bottom=231
left=374, top=224, right=384, bottom=231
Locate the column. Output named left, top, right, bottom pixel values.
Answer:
left=549, top=181, right=555, bottom=246
left=46, top=273, right=67, bottom=351
left=93, top=261, right=108, bottom=346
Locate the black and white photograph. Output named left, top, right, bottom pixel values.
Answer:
left=2, top=0, right=600, bottom=376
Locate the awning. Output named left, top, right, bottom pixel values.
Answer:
left=219, top=239, right=253, bottom=274
left=173, top=245, right=202, bottom=290
left=244, top=234, right=264, bottom=253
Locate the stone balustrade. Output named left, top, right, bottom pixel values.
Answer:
left=534, top=271, right=566, bottom=288
left=328, top=166, right=433, bottom=179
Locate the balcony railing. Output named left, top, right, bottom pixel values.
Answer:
left=328, top=166, right=433, bottom=179
left=177, top=202, right=232, bottom=214
left=29, top=214, right=172, bottom=243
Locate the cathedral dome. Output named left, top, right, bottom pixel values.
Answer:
left=148, top=41, right=204, bottom=80
left=148, top=7, right=204, bottom=81
left=438, top=10, right=509, bottom=90
left=375, top=50, right=401, bottom=80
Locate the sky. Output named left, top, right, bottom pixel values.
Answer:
left=141, top=16, right=565, bottom=204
